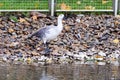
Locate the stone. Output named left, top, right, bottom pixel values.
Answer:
left=64, top=25, right=71, bottom=32
left=113, top=39, right=119, bottom=44
left=8, top=28, right=14, bottom=33
left=9, top=42, right=19, bottom=48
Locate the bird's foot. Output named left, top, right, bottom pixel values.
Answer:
left=44, top=48, right=51, bottom=56
left=45, top=48, right=50, bottom=53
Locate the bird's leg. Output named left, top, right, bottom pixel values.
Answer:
left=44, top=42, right=51, bottom=56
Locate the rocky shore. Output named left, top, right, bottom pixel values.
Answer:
left=0, top=12, right=120, bottom=65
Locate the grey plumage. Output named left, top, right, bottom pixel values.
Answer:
left=28, top=27, right=48, bottom=40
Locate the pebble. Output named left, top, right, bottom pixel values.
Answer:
left=9, top=42, right=19, bottom=48
left=64, top=25, right=71, bottom=32
left=96, top=61, right=106, bottom=65
left=74, top=52, right=88, bottom=61
left=98, top=51, right=106, bottom=57
left=94, top=55, right=104, bottom=61
left=75, top=18, right=80, bottom=23
left=113, top=38, right=119, bottom=44
left=37, top=55, right=44, bottom=61
left=8, top=28, right=14, bottom=33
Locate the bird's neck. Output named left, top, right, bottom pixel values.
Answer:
left=57, top=18, right=63, bottom=30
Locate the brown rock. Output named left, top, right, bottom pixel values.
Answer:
left=64, top=25, right=71, bottom=32
left=31, top=51, right=40, bottom=56
left=9, top=42, right=19, bottom=48
left=8, top=28, right=14, bottom=33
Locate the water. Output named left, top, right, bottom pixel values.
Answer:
left=0, top=62, right=120, bottom=80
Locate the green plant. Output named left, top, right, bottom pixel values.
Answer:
left=9, top=16, right=18, bottom=22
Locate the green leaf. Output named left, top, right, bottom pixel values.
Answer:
left=10, top=16, right=18, bottom=22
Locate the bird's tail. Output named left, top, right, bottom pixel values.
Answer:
left=27, top=31, right=37, bottom=39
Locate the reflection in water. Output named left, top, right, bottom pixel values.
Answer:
left=0, top=62, right=120, bottom=80
left=40, top=67, right=58, bottom=80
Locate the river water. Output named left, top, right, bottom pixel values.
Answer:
left=0, top=62, right=120, bottom=80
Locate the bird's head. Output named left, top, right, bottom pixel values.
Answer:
left=58, top=14, right=64, bottom=20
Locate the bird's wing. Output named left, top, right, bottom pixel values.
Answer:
left=27, top=27, right=46, bottom=39
left=27, top=23, right=58, bottom=40
left=28, top=25, right=56, bottom=39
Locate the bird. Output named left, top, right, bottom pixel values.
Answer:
left=28, top=14, right=64, bottom=55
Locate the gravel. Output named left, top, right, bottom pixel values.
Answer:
left=0, top=12, right=120, bottom=65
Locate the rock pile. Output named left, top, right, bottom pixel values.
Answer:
left=0, top=12, right=120, bottom=64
